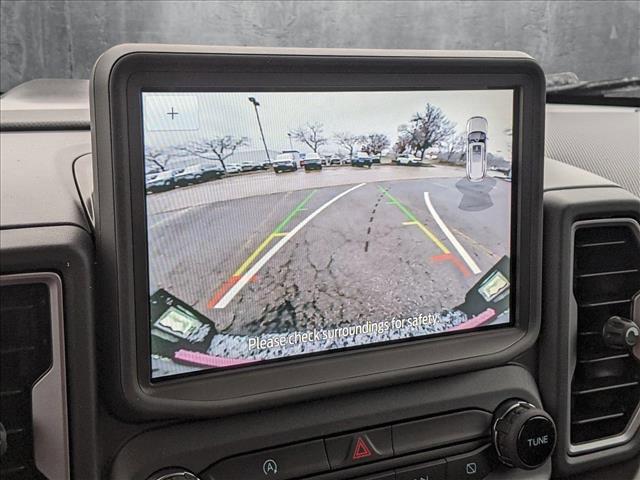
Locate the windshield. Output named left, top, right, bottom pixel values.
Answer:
left=1, top=1, right=638, bottom=97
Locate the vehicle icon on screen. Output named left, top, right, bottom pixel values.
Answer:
left=466, top=116, right=488, bottom=182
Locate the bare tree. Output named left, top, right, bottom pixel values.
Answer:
left=334, top=132, right=362, bottom=159
left=145, top=147, right=171, bottom=172
left=360, top=133, right=390, bottom=156
left=289, top=122, right=328, bottom=153
left=393, top=131, right=413, bottom=155
left=178, top=136, right=249, bottom=170
left=398, top=104, right=456, bottom=161
left=442, top=133, right=466, bottom=161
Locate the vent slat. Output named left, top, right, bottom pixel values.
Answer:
left=570, top=223, right=640, bottom=445
left=0, top=389, right=23, bottom=398
left=577, top=240, right=627, bottom=248
left=578, top=352, right=630, bottom=364
left=577, top=268, right=639, bottom=279
left=572, top=411, right=626, bottom=426
left=0, top=346, right=36, bottom=355
left=0, top=282, right=51, bottom=480
left=579, top=299, right=631, bottom=308
left=573, top=380, right=639, bottom=396
left=1, top=465, right=28, bottom=475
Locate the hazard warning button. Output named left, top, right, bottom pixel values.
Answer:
left=325, top=427, right=393, bottom=469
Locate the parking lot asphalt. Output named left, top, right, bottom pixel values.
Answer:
left=147, top=164, right=510, bottom=335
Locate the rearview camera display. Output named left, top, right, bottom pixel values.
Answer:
left=142, top=89, right=514, bottom=379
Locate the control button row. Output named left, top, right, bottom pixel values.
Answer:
left=203, top=410, right=492, bottom=480
left=359, top=445, right=496, bottom=480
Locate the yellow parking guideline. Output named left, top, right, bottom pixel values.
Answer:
left=233, top=232, right=278, bottom=276
left=380, top=187, right=450, bottom=254
left=232, top=190, right=317, bottom=277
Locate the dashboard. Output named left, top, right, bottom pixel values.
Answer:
left=0, top=46, right=638, bottom=480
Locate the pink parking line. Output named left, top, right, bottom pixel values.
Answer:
left=448, top=308, right=496, bottom=331
left=174, top=349, right=256, bottom=368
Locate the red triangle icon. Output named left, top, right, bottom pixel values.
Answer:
left=352, top=436, right=373, bottom=460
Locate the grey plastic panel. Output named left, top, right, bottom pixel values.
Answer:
left=0, top=130, right=91, bottom=231
left=0, top=79, right=90, bottom=131
left=543, top=158, right=618, bottom=193
left=546, top=104, right=640, bottom=197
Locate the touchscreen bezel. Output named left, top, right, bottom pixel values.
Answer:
left=91, top=45, right=545, bottom=419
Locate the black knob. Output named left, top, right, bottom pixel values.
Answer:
left=147, top=469, right=200, bottom=480
left=492, top=399, right=556, bottom=470
left=603, top=316, right=639, bottom=349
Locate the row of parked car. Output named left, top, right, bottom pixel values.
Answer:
left=272, top=152, right=382, bottom=173
left=146, top=151, right=429, bottom=193
left=145, top=160, right=271, bottom=193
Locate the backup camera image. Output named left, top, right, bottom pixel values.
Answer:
left=143, top=90, right=514, bottom=379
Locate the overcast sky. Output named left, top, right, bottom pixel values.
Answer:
left=143, top=89, right=513, bottom=158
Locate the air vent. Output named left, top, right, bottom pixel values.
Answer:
left=570, top=221, right=640, bottom=445
left=0, top=283, right=51, bottom=480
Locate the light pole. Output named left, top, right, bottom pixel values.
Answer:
left=249, top=97, right=271, bottom=163
left=287, top=133, right=294, bottom=150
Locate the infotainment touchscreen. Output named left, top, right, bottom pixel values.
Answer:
left=143, top=89, right=514, bottom=379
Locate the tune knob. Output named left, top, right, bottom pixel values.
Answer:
left=492, top=399, right=556, bottom=470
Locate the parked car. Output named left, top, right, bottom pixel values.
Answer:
left=352, top=152, right=372, bottom=168
left=174, top=163, right=224, bottom=186
left=225, top=163, right=242, bottom=174
left=396, top=153, right=422, bottom=166
left=241, top=161, right=260, bottom=172
left=329, top=156, right=342, bottom=165
left=277, top=151, right=303, bottom=168
left=371, top=155, right=381, bottom=164
left=260, top=161, right=272, bottom=170
left=174, top=165, right=202, bottom=186
left=273, top=153, right=298, bottom=173
left=146, top=169, right=178, bottom=193
left=304, top=152, right=323, bottom=171
left=273, top=160, right=297, bottom=173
